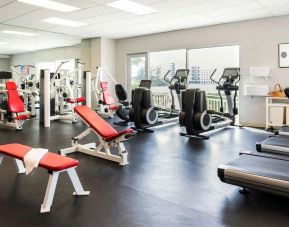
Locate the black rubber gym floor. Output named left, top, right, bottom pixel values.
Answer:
left=0, top=118, right=288, bottom=227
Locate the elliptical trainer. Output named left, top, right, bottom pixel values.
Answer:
left=129, top=83, right=159, bottom=133
left=162, top=69, right=189, bottom=118
left=179, top=68, right=241, bottom=139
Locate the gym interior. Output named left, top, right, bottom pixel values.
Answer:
left=0, top=0, right=289, bottom=226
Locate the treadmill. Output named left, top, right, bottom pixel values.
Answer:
left=218, top=151, right=289, bottom=197
left=256, top=124, right=289, bottom=155
left=256, top=136, right=289, bottom=155
left=275, top=126, right=289, bottom=137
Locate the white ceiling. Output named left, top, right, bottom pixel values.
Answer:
left=0, top=0, right=289, bottom=54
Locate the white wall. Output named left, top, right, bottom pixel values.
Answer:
left=80, top=37, right=116, bottom=109
left=101, top=38, right=116, bottom=79
left=80, top=37, right=115, bottom=75
left=10, top=46, right=81, bottom=66
left=0, top=58, right=10, bottom=71
left=116, top=15, right=289, bottom=127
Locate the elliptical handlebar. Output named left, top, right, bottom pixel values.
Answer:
left=164, top=70, right=172, bottom=85
left=209, top=69, right=218, bottom=85
left=234, top=68, right=240, bottom=85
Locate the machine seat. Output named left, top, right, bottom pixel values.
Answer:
left=66, top=97, right=86, bottom=104
left=14, top=115, right=30, bottom=120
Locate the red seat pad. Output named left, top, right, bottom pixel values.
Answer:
left=74, top=106, right=118, bottom=138
left=75, top=97, right=86, bottom=103
left=109, top=105, right=119, bottom=111
left=14, top=115, right=30, bottom=120
left=66, top=97, right=86, bottom=104
left=0, top=143, right=79, bottom=171
left=6, top=81, right=17, bottom=90
left=104, top=128, right=134, bottom=142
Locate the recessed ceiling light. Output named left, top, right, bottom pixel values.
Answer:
left=42, top=17, right=87, bottom=27
left=106, top=0, right=158, bottom=15
left=2, top=30, right=38, bottom=36
left=17, top=0, right=79, bottom=12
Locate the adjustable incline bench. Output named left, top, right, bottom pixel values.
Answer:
left=0, top=143, right=90, bottom=213
left=60, top=105, right=134, bottom=165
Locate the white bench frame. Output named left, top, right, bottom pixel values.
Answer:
left=60, top=113, right=129, bottom=166
left=0, top=153, right=90, bottom=213
left=0, top=109, right=28, bottom=130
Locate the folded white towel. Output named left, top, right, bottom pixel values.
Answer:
left=23, top=148, right=48, bottom=175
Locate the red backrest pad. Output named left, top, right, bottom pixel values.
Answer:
left=100, top=82, right=115, bottom=105
left=74, top=105, right=117, bottom=138
left=0, top=143, right=78, bottom=171
left=6, top=82, right=25, bottom=113
left=6, top=81, right=17, bottom=90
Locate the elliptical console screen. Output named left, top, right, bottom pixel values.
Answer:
left=174, top=69, right=189, bottom=80
left=222, top=68, right=240, bottom=80
left=140, top=80, right=152, bottom=89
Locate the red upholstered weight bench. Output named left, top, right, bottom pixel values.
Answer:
left=60, top=105, right=134, bottom=166
left=5, top=81, right=30, bottom=130
left=0, top=143, right=90, bottom=213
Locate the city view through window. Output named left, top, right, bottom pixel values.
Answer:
left=129, top=45, right=240, bottom=112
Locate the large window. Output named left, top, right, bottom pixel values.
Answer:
left=127, top=53, right=148, bottom=95
left=149, top=49, right=186, bottom=87
left=149, top=49, right=186, bottom=110
left=188, top=45, right=239, bottom=113
left=188, top=45, right=239, bottom=86
left=127, top=45, right=240, bottom=112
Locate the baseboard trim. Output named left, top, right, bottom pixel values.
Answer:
left=239, top=121, right=265, bottom=129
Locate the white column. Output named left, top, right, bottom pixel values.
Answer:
left=44, top=69, right=51, bottom=127
left=85, top=72, right=92, bottom=108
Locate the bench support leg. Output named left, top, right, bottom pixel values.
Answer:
left=60, top=126, right=130, bottom=166
left=67, top=168, right=90, bottom=196
left=41, top=171, right=59, bottom=213
left=14, top=159, right=26, bottom=174
left=0, top=154, right=3, bottom=165
left=118, top=142, right=128, bottom=166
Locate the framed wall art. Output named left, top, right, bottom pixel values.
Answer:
left=279, top=43, right=289, bottom=68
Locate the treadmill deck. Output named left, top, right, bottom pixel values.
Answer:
left=218, top=152, right=289, bottom=197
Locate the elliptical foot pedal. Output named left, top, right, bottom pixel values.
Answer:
left=179, top=132, right=209, bottom=140
left=131, top=127, right=154, bottom=133
left=239, top=187, right=250, bottom=195
left=114, top=121, right=129, bottom=126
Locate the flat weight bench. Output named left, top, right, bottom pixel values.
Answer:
left=60, top=105, right=134, bottom=165
left=0, top=143, right=90, bottom=213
